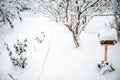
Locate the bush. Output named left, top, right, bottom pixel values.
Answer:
left=4, top=38, right=27, bottom=68
left=0, top=0, right=22, bottom=28
left=35, top=32, right=45, bottom=43
left=33, top=32, right=45, bottom=52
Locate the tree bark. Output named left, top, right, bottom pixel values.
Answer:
left=65, top=24, right=79, bottom=47
left=66, top=0, right=69, bottom=22
left=72, top=30, right=79, bottom=47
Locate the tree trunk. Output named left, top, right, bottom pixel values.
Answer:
left=72, top=30, right=79, bottom=47
left=66, top=0, right=69, bottom=22
left=65, top=24, right=79, bottom=48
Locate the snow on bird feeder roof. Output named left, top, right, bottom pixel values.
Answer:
left=99, top=24, right=117, bottom=45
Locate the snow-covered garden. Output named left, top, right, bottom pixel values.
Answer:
left=0, top=0, right=120, bottom=80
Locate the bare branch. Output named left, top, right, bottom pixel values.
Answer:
left=82, top=1, right=90, bottom=9
left=81, top=0, right=99, bottom=13
left=8, top=73, right=17, bottom=80
left=64, top=24, right=73, bottom=32
left=79, top=16, right=94, bottom=35
left=39, top=1, right=55, bottom=15
left=78, top=3, right=102, bottom=35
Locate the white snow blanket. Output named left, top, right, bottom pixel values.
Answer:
left=99, top=27, right=117, bottom=41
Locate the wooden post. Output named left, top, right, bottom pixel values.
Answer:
left=100, top=40, right=116, bottom=62
left=104, top=45, right=108, bottom=61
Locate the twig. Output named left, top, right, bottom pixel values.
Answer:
left=8, top=73, right=17, bottom=80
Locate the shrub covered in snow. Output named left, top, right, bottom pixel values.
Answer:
left=4, top=39, right=27, bottom=68
left=33, top=32, right=45, bottom=52
left=35, top=32, right=45, bottom=43
left=0, top=0, right=22, bottom=28
left=114, top=0, right=120, bottom=41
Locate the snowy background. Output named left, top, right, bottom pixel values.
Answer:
left=0, top=0, right=120, bottom=80
left=0, top=13, right=120, bottom=80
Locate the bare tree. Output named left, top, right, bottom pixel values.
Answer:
left=34, top=0, right=113, bottom=47
left=63, top=0, right=102, bottom=47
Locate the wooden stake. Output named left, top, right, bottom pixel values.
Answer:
left=104, top=45, right=108, bottom=61
left=100, top=40, right=116, bottom=62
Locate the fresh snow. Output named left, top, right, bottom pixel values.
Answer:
left=99, top=27, right=117, bottom=41
left=0, top=14, right=120, bottom=80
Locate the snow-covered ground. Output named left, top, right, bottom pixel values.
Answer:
left=0, top=14, right=120, bottom=80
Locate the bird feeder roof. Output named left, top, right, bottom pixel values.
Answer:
left=98, top=25, right=117, bottom=45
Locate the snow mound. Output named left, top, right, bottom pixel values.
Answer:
left=99, top=28, right=117, bottom=41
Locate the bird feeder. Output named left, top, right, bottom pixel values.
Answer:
left=97, top=25, right=117, bottom=73
left=99, top=27, right=117, bottom=61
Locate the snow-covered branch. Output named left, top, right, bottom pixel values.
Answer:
left=81, top=0, right=99, bottom=13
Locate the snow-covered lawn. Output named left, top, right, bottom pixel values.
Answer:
left=0, top=14, right=120, bottom=80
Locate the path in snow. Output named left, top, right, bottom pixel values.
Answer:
left=39, top=16, right=120, bottom=80
left=39, top=26, right=102, bottom=80
left=0, top=15, right=120, bottom=80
